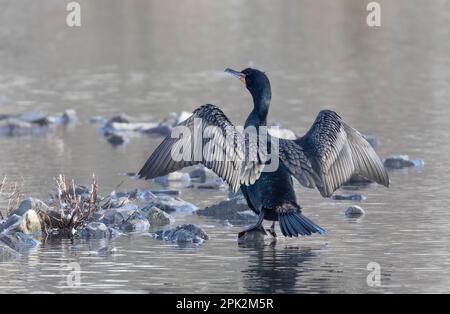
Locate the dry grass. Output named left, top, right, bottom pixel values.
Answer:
left=0, top=176, right=25, bottom=219
left=37, top=174, right=99, bottom=235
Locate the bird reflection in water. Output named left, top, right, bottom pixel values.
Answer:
left=238, top=240, right=338, bottom=293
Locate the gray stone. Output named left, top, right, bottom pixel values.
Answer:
left=331, top=194, right=367, bottom=201
left=151, top=195, right=198, bottom=213
left=345, top=205, right=366, bottom=218
left=237, top=229, right=266, bottom=243
left=80, top=222, right=109, bottom=239
left=144, top=206, right=173, bottom=227
left=383, top=155, right=423, bottom=169
left=106, top=132, right=128, bottom=146
left=119, top=218, right=150, bottom=232
left=10, top=197, right=49, bottom=217
left=150, top=189, right=180, bottom=196
left=198, top=197, right=254, bottom=222
left=0, top=214, right=22, bottom=234
left=0, top=232, right=40, bottom=252
left=189, top=166, right=218, bottom=183
left=0, top=242, right=20, bottom=261
left=155, top=224, right=208, bottom=244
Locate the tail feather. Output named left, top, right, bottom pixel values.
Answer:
left=279, top=212, right=327, bottom=237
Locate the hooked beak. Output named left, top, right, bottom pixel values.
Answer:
left=224, top=68, right=246, bottom=85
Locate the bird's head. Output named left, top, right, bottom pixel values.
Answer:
left=225, top=68, right=271, bottom=106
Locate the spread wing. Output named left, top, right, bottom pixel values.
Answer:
left=278, top=138, right=323, bottom=189
left=138, top=104, right=264, bottom=192
left=293, top=110, right=389, bottom=197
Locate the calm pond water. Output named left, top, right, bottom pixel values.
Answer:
left=1, top=0, right=450, bottom=293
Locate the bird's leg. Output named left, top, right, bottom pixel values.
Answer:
left=266, top=222, right=277, bottom=238
left=238, top=210, right=267, bottom=239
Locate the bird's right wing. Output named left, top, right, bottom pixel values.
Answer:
left=138, top=104, right=264, bottom=192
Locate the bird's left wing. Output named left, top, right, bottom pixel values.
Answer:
left=295, top=110, right=389, bottom=197
left=138, top=104, right=264, bottom=192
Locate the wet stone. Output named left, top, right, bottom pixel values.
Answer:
left=155, top=224, right=209, bottom=244
left=80, top=222, right=110, bottom=239
left=345, top=205, right=366, bottom=218
left=143, top=206, right=173, bottom=227
left=384, top=155, right=424, bottom=169
left=0, top=232, right=40, bottom=252
left=106, top=132, right=128, bottom=146
left=331, top=194, right=367, bottom=201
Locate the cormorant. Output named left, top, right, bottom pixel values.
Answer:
left=138, top=68, right=389, bottom=238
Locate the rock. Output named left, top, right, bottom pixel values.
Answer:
left=0, top=214, right=22, bottom=234
left=150, top=189, right=180, bottom=196
left=106, top=132, right=128, bottom=146
left=237, top=229, right=266, bottom=242
left=197, top=178, right=227, bottom=190
left=100, top=204, right=139, bottom=225
left=143, top=206, right=173, bottom=227
left=155, top=224, right=208, bottom=244
left=345, top=205, right=365, bottom=218
left=0, top=242, right=20, bottom=260
left=0, top=232, right=40, bottom=252
left=0, top=118, right=36, bottom=135
left=18, top=112, right=49, bottom=125
left=107, top=114, right=131, bottom=125
left=119, top=218, right=150, bottom=232
left=383, top=155, right=424, bottom=169
left=10, top=197, right=49, bottom=217
left=331, top=194, right=367, bottom=201
left=141, top=123, right=172, bottom=136
left=198, top=197, right=252, bottom=221
left=151, top=195, right=198, bottom=213
left=154, top=172, right=191, bottom=187
left=18, top=210, right=42, bottom=234
left=234, top=210, right=258, bottom=221
left=189, top=166, right=219, bottom=183
left=80, top=222, right=110, bottom=239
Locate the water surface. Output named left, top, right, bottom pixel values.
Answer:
left=0, top=0, right=449, bottom=293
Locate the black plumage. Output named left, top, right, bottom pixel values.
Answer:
left=138, top=68, right=389, bottom=239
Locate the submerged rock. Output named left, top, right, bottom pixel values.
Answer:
left=331, top=194, right=367, bottom=201
left=0, top=232, right=40, bottom=252
left=150, top=189, right=180, bottom=196
left=106, top=132, right=128, bottom=146
left=237, top=229, right=266, bottom=243
left=80, top=222, right=110, bottom=239
left=345, top=205, right=365, bottom=218
left=155, top=224, right=208, bottom=244
left=383, top=155, right=424, bottom=169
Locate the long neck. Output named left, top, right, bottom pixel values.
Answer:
left=245, top=89, right=271, bottom=128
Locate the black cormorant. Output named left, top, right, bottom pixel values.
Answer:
left=138, top=68, right=389, bottom=238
